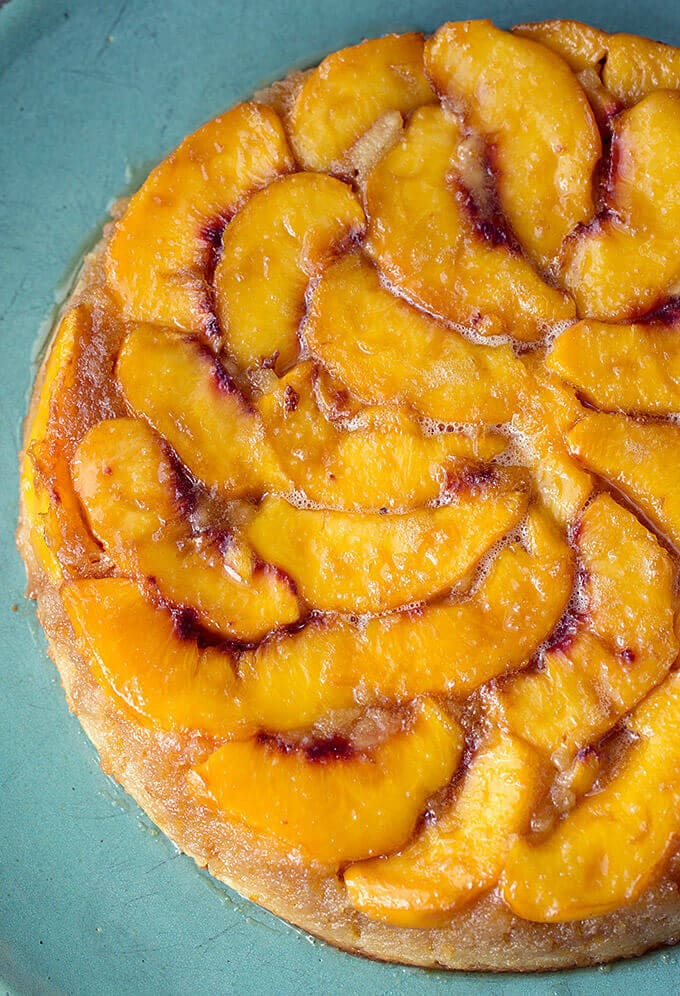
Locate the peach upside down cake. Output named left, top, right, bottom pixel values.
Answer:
left=17, top=17, right=680, bottom=971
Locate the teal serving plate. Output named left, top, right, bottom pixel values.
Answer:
left=2, top=1, right=680, bottom=992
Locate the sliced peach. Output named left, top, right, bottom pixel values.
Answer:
left=568, top=412, right=680, bottom=547
left=72, top=418, right=300, bottom=639
left=511, top=21, right=619, bottom=127
left=548, top=317, right=680, bottom=414
left=289, top=33, right=434, bottom=171
left=21, top=306, right=104, bottom=580
left=345, top=730, right=541, bottom=925
left=426, top=20, right=601, bottom=266
left=604, top=33, right=680, bottom=105
left=497, top=494, right=677, bottom=754
left=63, top=578, right=237, bottom=735
left=232, top=505, right=572, bottom=732
left=106, top=103, right=294, bottom=339
left=117, top=325, right=287, bottom=497
left=501, top=670, right=680, bottom=921
left=512, top=353, right=593, bottom=525
left=364, top=105, right=575, bottom=340
left=257, top=360, right=505, bottom=510
left=193, top=698, right=463, bottom=865
left=246, top=478, right=528, bottom=613
left=214, top=173, right=364, bottom=373
left=304, top=252, right=527, bottom=424
left=21, top=306, right=83, bottom=580
left=511, top=19, right=607, bottom=70
left=574, top=68, right=622, bottom=130
left=562, top=91, right=680, bottom=319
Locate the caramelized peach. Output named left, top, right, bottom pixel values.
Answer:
left=548, top=317, right=680, bottom=414
left=562, top=91, right=680, bottom=319
left=364, top=105, right=575, bottom=340
left=257, top=361, right=504, bottom=510
left=304, top=252, right=527, bottom=424
left=568, top=412, right=680, bottom=547
left=21, top=306, right=105, bottom=580
left=501, top=671, right=680, bottom=921
left=193, top=699, right=463, bottom=864
left=497, top=494, right=677, bottom=754
left=214, top=173, right=364, bottom=372
left=345, top=730, right=541, bottom=925
left=289, top=33, right=434, bottom=171
left=512, top=19, right=607, bottom=70
left=604, top=33, right=680, bottom=105
left=426, top=20, right=601, bottom=266
left=117, top=325, right=286, bottom=497
left=513, top=353, right=592, bottom=525
left=246, top=479, right=528, bottom=613
left=72, top=418, right=300, bottom=639
left=63, top=578, right=237, bottom=734
left=511, top=21, right=618, bottom=128
left=229, top=506, right=573, bottom=732
left=106, top=103, right=294, bottom=338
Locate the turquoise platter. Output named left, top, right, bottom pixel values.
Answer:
left=2, top=1, right=680, bottom=992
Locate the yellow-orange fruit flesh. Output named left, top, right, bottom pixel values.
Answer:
left=71, top=418, right=300, bottom=640
left=193, top=699, right=464, bottom=865
left=345, top=730, right=542, bottom=926
left=496, top=494, right=678, bottom=755
left=106, top=103, right=294, bottom=338
left=214, top=172, right=365, bottom=373
left=63, top=578, right=237, bottom=736
left=246, top=481, right=528, bottom=614
left=289, top=33, right=435, bottom=171
left=364, top=105, right=575, bottom=340
left=304, top=252, right=528, bottom=424
left=568, top=412, right=680, bottom=548
left=548, top=318, right=680, bottom=414
left=501, top=671, right=680, bottom=921
left=426, top=19, right=601, bottom=266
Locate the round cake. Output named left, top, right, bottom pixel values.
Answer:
left=17, top=17, right=680, bottom=971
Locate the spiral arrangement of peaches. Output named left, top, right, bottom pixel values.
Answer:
left=21, top=18, right=680, bottom=927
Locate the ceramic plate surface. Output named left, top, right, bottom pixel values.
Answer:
left=2, top=1, right=680, bottom=992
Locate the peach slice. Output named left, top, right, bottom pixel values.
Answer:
left=214, top=173, right=365, bottom=373
left=512, top=353, right=593, bottom=525
left=511, top=22, right=619, bottom=127
left=511, top=19, right=608, bottom=70
left=562, top=91, right=680, bottom=320
left=288, top=33, right=435, bottom=171
left=568, top=412, right=680, bottom=547
left=573, top=68, right=622, bottom=130
left=344, top=730, right=541, bottom=925
left=246, top=479, right=528, bottom=613
left=501, top=670, right=680, bottom=921
left=497, top=494, right=678, bottom=755
left=426, top=20, right=601, bottom=266
left=231, top=505, right=572, bottom=732
left=21, top=306, right=105, bottom=581
left=304, top=252, right=527, bottom=424
left=117, top=325, right=287, bottom=497
left=548, top=317, right=680, bottom=414
left=604, top=34, right=680, bottom=105
left=72, top=418, right=300, bottom=640
left=257, top=361, right=505, bottom=510
left=63, top=578, right=237, bottom=735
left=193, top=698, right=463, bottom=865
left=364, top=105, right=575, bottom=340
left=106, top=103, right=294, bottom=339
